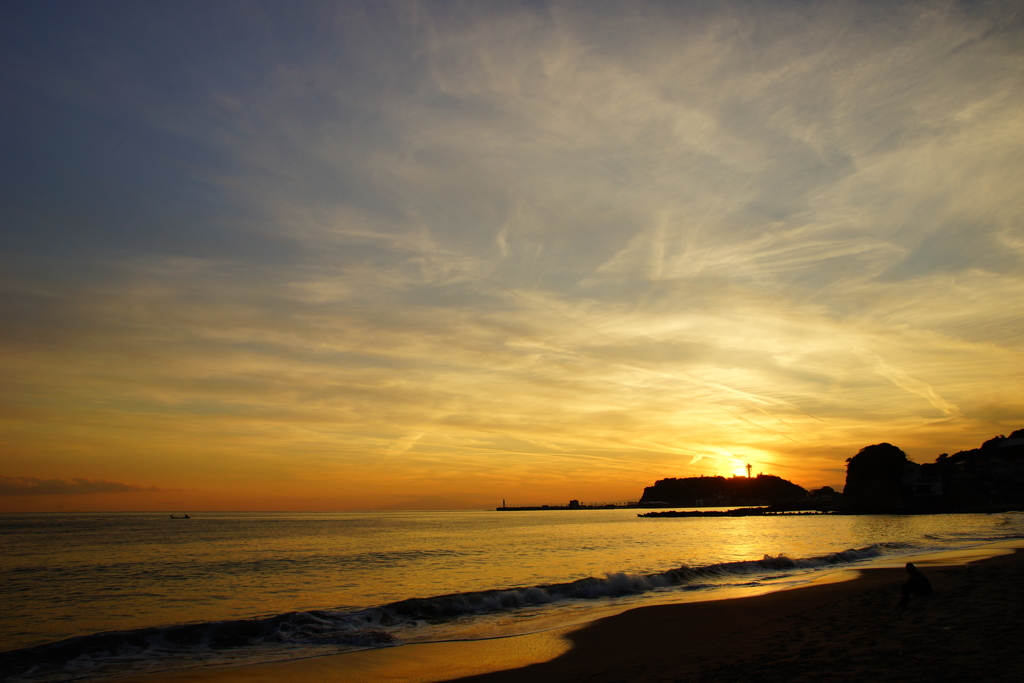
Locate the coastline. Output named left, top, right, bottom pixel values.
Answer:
left=103, top=540, right=1024, bottom=683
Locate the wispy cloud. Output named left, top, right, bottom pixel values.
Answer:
left=1, top=1, right=1022, bottom=507
left=0, top=476, right=161, bottom=496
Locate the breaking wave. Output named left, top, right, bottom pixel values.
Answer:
left=384, top=544, right=890, bottom=619
left=1, top=544, right=892, bottom=682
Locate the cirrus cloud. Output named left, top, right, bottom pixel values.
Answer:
left=0, top=476, right=163, bottom=496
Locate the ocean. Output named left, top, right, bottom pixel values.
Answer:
left=3, top=509, right=1023, bottom=682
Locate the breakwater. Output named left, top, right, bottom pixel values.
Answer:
left=639, top=507, right=836, bottom=517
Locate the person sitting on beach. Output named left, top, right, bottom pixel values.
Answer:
left=898, top=562, right=932, bottom=608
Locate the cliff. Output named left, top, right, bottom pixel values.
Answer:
left=841, top=443, right=911, bottom=512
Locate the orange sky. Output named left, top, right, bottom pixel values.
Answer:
left=2, top=1, right=1023, bottom=511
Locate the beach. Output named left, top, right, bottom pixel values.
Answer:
left=104, top=541, right=1024, bottom=683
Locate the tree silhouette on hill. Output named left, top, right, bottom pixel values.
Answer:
left=640, top=474, right=807, bottom=506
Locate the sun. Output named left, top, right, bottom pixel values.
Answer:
left=728, top=460, right=756, bottom=478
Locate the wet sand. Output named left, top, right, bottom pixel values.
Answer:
left=108, top=541, right=1024, bottom=683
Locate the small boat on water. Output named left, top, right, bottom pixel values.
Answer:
left=169, top=514, right=191, bottom=519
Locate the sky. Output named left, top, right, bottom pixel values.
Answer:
left=1, top=0, right=1023, bottom=512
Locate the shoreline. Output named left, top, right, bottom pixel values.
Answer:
left=104, top=540, right=1024, bottom=683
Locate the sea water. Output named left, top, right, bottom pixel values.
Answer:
left=2, top=509, right=1023, bottom=682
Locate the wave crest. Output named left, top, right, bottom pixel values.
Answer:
left=0, top=544, right=891, bottom=682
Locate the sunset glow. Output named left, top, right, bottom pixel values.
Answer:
left=2, top=1, right=1023, bottom=511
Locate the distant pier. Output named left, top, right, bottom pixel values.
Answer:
left=497, top=499, right=642, bottom=511
left=497, top=498, right=839, bottom=514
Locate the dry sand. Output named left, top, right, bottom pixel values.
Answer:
left=108, top=541, right=1024, bottom=683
